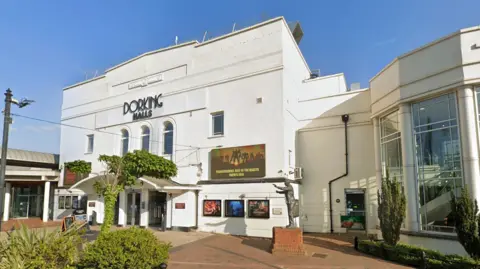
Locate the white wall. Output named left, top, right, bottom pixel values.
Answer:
left=197, top=183, right=299, bottom=238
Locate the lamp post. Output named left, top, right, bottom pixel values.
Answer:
left=0, top=89, right=34, bottom=231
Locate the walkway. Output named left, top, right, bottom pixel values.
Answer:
left=1, top=218, right=61, bottom=232
left=168, top=233, right=411, bottom=269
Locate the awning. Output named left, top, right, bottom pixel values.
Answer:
left=68, top=173, right=201, bottom=192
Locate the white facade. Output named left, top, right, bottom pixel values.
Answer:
left=58, top=15, right=480, bottom=255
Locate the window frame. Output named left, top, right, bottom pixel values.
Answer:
left=211, top=111, right=224, bottom=136
left=120, top=129, right=129, bottom=156
left=86, top=134, right=94, bottom=154
left=140, top=125, right=151, bottom=152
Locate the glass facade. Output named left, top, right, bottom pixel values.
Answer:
left=380, top=111, right=403, bottom=181
left=412, top=93, right=462, bottom=232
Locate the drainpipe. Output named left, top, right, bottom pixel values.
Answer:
left=329, top=114, right=349, bottom=233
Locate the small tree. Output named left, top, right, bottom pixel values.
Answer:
left=95, top=150, right=177, bottom=233
left=377, top=175, right=406, bottom=246
left=450, top=187, right=480, bottom=259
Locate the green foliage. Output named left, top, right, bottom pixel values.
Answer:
left=0, top=224, right=84, bottom=269
left=78, top=227, right=171, bottom=269
left=357, top=240, right=479, bottom=268
left=377, top=174, right=406, bottom=246
left=64, top=160, right=92, bottom=174
left=96, top=151, right=178, bottom=233
left=450, top=187, right=480, bottom=259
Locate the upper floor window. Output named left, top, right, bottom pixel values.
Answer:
left=212, top=112, right=224, bottom=136
left=141, top=126, right=150, bottom=152
left=163, top=122, right=173, bottom=155
left=120, top=129, right=129, bottom=156
left=86, top=134, right=94, bottom=154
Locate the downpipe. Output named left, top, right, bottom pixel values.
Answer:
left=329, top=114, right=349, bottom=233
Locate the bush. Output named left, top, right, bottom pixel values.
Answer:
left=78, top=227, right=170, bottom=269
left=0, top=224, right=84, bottom=269
left=357, top=240, right=480, bottom=268
left=450, top=187, right=480, bottom=259
left=377, top=174, right=406, bottom=246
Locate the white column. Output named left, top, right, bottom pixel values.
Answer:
left=140, top=189, right=149, bottom=228
left=118, top=191, right=126, bottom=227
left=3, top=183, right=11, bottom=221
left=457, top=86, right=480, bottom=202
left=43, top=181, right=50, bottom=222
left=399, top=104, right=419, bottom=232
left=373, top=117, right=382, bottom=191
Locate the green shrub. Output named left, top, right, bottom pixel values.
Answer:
left=377, top=174, right=406, bottom=246
left=0, top=224, right=84, bottom=269
left=78, top=227, right=170, bottom=269
left=357, top=240, right=480, bottom=269
left=450, top=187, right=480, bottom=259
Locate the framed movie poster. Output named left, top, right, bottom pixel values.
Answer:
left=203, top=200, right=221, bottom=217
left=248, top=200, right=270, bottom=219
left=225, top=200, right=245, bottom=217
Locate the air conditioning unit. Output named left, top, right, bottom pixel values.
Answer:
left=294, top=167, right=303, bottom=180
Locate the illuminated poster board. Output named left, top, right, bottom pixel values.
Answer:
left=210, top=144, right=265, bottom=179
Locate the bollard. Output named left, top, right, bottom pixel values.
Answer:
left=354, top=236, right=358, bottom=250
left=160, top=263, right=167, bottom=269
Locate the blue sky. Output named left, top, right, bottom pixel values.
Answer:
left=0, top=0, right=479, bottom=154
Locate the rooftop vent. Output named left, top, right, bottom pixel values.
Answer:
left=310, top=69, right=320, bottom=79
left=349, top=83, right=361, bottom=91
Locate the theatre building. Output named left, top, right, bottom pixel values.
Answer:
left=58, top=16, right=480, bottom=255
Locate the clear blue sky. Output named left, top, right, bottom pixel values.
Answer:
left=0, top=0, right=479, bottom=154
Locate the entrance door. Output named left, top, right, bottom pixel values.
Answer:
left=126, top=192, right=141, bottom=226
left=345, top=189, right=366, bottom=230
left=148, top=191, right=166, bottom=227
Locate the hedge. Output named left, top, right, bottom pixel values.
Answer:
left=356, top=239, right=480, bottom=269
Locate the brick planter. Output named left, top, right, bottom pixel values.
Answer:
left=270, top=227, right=306, bottom=256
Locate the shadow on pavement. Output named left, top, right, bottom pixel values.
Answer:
left=239, top=236, right=272, bottom=253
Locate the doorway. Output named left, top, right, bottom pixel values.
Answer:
left=126, top=192, right=141, bottom=226
left=149, top=191, right=167, bottom=230
left=10, top=185, right=44, bottom=219
left=344, top=188, right=366, bottom=230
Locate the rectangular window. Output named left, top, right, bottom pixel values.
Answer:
left=412, top=93, right=462, bottom=233
left=86, top=134, right=94, bottom=153
left=212, top=112, right=224, bottom=136
left=58, top=196, right=65, bottom=209
left=65, top=196, right=72, bottom=209
left=380, top=111, right=403, bottom=181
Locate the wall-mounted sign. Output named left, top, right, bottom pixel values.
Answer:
left=210, top=144, right=266, bottom=179
left=123, top=94, right=163, bottom=121
left=88, top=202, right=96, bottom=207
left=128, top=74, right=163, bottom=90
left=272, top=208, right=282, bottom=215
left=175, top=203, right=185, bottom=209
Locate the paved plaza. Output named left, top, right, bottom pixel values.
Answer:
left=167, top=233, right=411, bottom=269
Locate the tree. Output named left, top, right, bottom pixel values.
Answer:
left=377, top=175, right=406, bottom=246
left=450, top=187, right=480, bottom=259
left=65, top=150, right=177, bottom=233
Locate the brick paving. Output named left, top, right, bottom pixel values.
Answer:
left=168, top=233, right=412, bottom=269
left=1, top=218, right=61, bottom=232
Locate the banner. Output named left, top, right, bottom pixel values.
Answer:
left=210, top=144, right=265, bottom=179
left=340, top=215, right=366, bottom=230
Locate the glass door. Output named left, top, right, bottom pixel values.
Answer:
left=12, top=195, right=29, bottom=218
left=126, top=192, right=141, bottom=226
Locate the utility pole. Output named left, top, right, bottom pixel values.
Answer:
left=0, top=89, right=13, bottom=232
left=0, top=89, right=34, bottom=231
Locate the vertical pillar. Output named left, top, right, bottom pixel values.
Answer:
left=373, top=117, right=383, bottom=191
left=43, top=181, right=50, bottom=222
left=457, top=86, right=480, bottom=202
left=3, top=182, right=11, bottom=221
left=118, top=191, right=126, bottom=227
left=36, top=180, right=43, bottom=216
left=140, top=189, right=149, bottom=228
left=399, top=104, right=419, bottom=232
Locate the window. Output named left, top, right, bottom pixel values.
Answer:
left=86, top=134, right=94, bottom=153
left=212, top=112, right=224, bottom=136
left=412, top=93, right=462, bottom=233
left=58, top=195, right=81, bottom=210
left=141, top=126, right=150, bottom=152
left=120, top=129, right=129, bottom=156
left=163, top=122, right=173, bottom=155
left=380, top=111, right=402, bottom=181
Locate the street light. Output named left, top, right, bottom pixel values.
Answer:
left=0, top=89, right=34, bottom=231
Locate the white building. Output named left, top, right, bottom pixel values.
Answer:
left=57, top=16, right=480, bottom=255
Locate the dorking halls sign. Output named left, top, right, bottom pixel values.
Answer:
left=123, top=94, right=163, bottom=121
left=210, top=144, right=266, bottom=179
